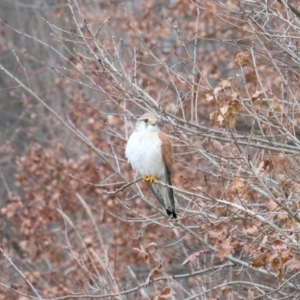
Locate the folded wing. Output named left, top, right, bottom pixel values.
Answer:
left=147, top=132, right=176, bottom=219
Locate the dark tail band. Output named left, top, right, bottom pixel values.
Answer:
left=166, top=208, right=177, bottom=219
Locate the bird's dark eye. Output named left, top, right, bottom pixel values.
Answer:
left=144, top=119, right=148, bottom=123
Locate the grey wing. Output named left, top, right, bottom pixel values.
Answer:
left=146, top=182, right=165, bottom=207
left=147, top=169, right=177, bottom=219
left=165, top=169, right=177, bottom=219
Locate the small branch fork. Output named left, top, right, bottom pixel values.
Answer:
left=103, top=177, right=143, bottom=196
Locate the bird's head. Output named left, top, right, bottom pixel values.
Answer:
left=135, top=112, right=159, bottom=132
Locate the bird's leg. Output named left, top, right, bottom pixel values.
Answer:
left=143, top=176, right=156, bottom=183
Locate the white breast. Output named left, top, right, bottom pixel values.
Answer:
left=125, top=131, right=166, bottom=179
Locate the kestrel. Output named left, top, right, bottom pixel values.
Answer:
left=125, top=112, right=177, bottom=219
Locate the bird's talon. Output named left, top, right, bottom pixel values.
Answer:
left=143, top=176, right=156, bottom=183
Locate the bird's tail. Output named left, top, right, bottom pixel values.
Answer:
left=164, top=170, right=177, bottom=219
left=146, top=173, right=176, bottom=219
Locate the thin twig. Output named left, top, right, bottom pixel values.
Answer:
left=0, top=247, right=42, bottom=299
left=103, top=177, right=143, bottom=196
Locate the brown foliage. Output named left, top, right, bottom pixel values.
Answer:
left=1, top=0, right=300, bottom=299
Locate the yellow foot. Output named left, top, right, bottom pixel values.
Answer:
left=143, top=176, right=156, bottom=183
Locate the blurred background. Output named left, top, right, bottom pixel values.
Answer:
left=1, top=0, right=300, bottom=299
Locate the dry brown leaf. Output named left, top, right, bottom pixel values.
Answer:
left=243, top=223, right=257, bottom=234
left=210, top=139, right=224, bottom=154
left=251, top=254, right=267, bottom=268
left=227, top=114, right=236, bottom=129
left=213, top=86, right=223, bottom=99
left=145, top=264, right=163, bottom=286
left=158, top=27, right=171, bottom=37
left=206, top=93, right=215, bottom=104
left=248, top=289, right=255, bottom=300
left=216, top=105, right=229, bottom=127
left=231, top=90, right=239, bottom=100
left=268, top=253, right=283, bottom=281
left=155, top=287, right=175, bottom=299
left=293, top=182, right=300, bottom=194
left=268, top=252, right=279, bottom=265
left=219, top=104, right=229, bottom=116
left=285, top=255, right=300, bottom=272
left=210, top=110, right=218, bottom=126
left=277, top=212, right=288, bottom=221
left=221, top=287, right=231, bottom=297
left=145, top=243, right=163, bottom=268
left=231, top=147, right=239, bottom=156
left=282, top=250, right=293, bottom=265
left=221, top=79, right=231, bottom=89
left=273, top=98, right=281, bottom=112
left=257, top=158, right=274, bottom=173
left=279, top=179, right=300, bottom=198
left=182, top=250, right=206, bottom=265
left=217, top=238, right=234, bottom=261
left=272, top=240, right=288, bottom=253
left=251, top=90, right=264, bottom=102
left=262, top=235, right=268, bottom=245
left=230, top=176, right=246, bottom=195
left=210, top=97, right=242, bottom=129
left=278, top=267, right=284, bottom=282
left=265, top=199, right=278, bottom=211
left=133, top=247, right=148, bottom=258
left=213, top=101, right=241, bottom=129
left=107, top=114, right=122, bottom=126
left=134, top=243, right=163, bottom=273
left=208, top=225, right=227, bottom=243
left=146, top=242, right=158, bottom=253
left=262, top=123, right=268, bottom=132
left=229, top=99, right=243, bottom=113
left=233, top=51, right=250, bottom=67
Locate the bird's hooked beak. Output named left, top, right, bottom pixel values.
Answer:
left=148, top=118, right=156, bottom=125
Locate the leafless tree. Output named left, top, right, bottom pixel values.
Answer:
left=1, top=0, right=300, bottom=299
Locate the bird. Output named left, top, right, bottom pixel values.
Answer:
left=125, top=112, right=177, bottom=219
